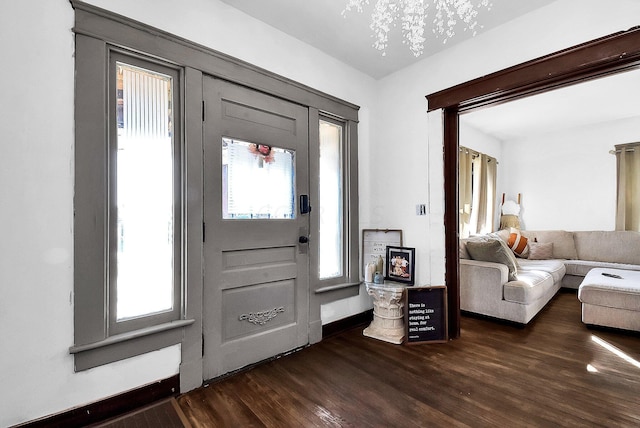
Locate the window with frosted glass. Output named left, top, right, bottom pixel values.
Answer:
left=222, top=138, right=295, bottom=219
left=319, top=120, right=344, bottom=279
left=114, top=62, right=176, bottom=321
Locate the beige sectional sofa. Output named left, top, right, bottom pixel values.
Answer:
left=459, top=230, right=640, bottom=324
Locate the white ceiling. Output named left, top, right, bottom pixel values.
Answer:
left=218, top=0, right=640, bottom=139
left=219, top=0, right=558, bottom=79
left=462, top=68, right=640, bottom=141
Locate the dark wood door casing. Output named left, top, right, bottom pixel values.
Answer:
left=428, top=26, right=640, bottom=339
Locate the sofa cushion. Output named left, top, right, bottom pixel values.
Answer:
left=460, top=233, right=503, bottom=260
left=466, top=239, right=519, bottom=281
left=523, top=230, right=577, bottom=260
left=519, top=259, right=566, bottom=284
left=528, top=242, right=553, bottom=260
left=504, top=271, right=554, bottom=304
left=578, top=268, right=640, bottom=311
left=573, top=231, right=640, bottom=265
left=564, top=260, right=640, bottom=277
left=494, top=229, right=511, bottom=242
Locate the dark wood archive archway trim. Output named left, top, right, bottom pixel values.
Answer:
left=427, top=26, right=640, bottom=339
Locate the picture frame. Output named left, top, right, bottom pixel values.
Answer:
left=361, top=229, right=403, bottom=278
left=405, top=286, right=448, bottom=345
left=385, top=246, right=416, bottom=285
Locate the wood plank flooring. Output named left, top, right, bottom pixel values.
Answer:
left=178, top=291, right=640, bottom=427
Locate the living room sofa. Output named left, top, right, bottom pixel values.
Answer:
left=459, top=230, right=640, bottom=324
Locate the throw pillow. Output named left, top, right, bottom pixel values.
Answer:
left=466, top=238, right=519, bottom=281
left=507, top=227, right=529, bottom=258
left=528, top=242, right=554, bottom=260
left=459, top=239, right=471, bottom=259
left=530, top=231, right=577, bottom=259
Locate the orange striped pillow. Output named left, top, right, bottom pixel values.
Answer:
left=507, top=228, right=529, bottom=258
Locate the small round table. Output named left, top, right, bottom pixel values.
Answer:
left=363, top=282, right=407, bottom=344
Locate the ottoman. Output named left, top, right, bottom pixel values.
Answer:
left=578, top=268, right=640, bottom=332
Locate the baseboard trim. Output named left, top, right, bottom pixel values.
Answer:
left=17, top=375, right=180, bottom=428
left=322, top=309, right=373, bottom=339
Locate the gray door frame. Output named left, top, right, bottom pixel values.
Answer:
left=72, top=0, right=361, bottom=393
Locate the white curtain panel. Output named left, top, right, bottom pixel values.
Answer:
left=459, top=147, right=474, bottom=238
left=459, top=147, right=497, bottom=237
left=616, top=143, right=640, bottom=232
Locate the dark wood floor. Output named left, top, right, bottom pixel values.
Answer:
left=178, top=291, right=640, bottom=427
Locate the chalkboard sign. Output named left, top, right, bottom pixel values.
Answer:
left=405, top=286, right=448, bottom=344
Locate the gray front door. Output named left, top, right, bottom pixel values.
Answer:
left=202, top=76, right=310, bottom=380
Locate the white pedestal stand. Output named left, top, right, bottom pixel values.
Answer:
left=363, top=282, right=407, bottom=344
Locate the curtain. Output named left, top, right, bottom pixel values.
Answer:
left=615, top=143, right=640, bottom=231
left=459, top=147, right=497, bottom=237
left=476, top=154, right=497, bottom=234
left=459, top=148, right=474, bottom=238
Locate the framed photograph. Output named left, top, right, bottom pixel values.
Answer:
left=385, top=246, right=415, bottom=285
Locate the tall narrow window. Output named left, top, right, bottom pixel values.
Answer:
left=615, top=142, right=640, bottom=232
left=459, top=146, right=497, bottom=237
left=319, top=119, right=344, bottom=279
left=73, top=43, right=189, bottom=371
left=110, top=59, right=181, bottom=333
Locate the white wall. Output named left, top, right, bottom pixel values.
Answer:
left=372, top=0, right=640, bottom=287
left=1, top=3, right=180, bottom=427
left=460, top=123, right=503, bottom=161
left=0, top=0, right=375, bottom=426
left=501, top=116, right=640, bottom=231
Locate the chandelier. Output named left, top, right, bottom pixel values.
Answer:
left=342, top=0, right=491, bottom=57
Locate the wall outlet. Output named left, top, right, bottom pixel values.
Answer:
left=416, top=204, right=427, bottom=216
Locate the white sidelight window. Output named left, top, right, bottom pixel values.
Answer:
left=318, top=119, right=344, bottom=279
left=112, top=62, right=179, bottom=328
left=72, top=48, right=190, bottom=371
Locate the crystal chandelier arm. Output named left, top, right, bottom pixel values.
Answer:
left=370, top=0, right=398, bottom=55
left=342, top=0, right=369, bottom=15
left=401, top=0, right=427, bottom=57
left=342, top=0, right=492, bottom=57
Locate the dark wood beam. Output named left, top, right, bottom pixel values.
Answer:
left=428, top=26, right=640, bottom=112
left=443, top=109, right=460, bottom=339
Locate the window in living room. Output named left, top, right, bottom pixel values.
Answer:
left=459, top=146, right=497, bottom=238
left=614, top=142, right=640, bottom=232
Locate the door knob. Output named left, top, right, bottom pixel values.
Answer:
left=298, top=236, right=309, bottom=244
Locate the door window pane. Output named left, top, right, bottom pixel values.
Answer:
left=222, top=138, right=295, bottom=219
left=115, top=62, right=175, bottom=320
left=319, top=120, right=344, bottom=279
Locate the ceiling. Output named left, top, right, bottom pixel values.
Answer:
left=219, top=0, right=558, bottom=79
left=461, top=68, right=640, bottom=141
left=218, top=0, right=640, bottom=139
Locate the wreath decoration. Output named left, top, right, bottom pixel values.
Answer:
left=249, top=143, right=275, bottom=166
